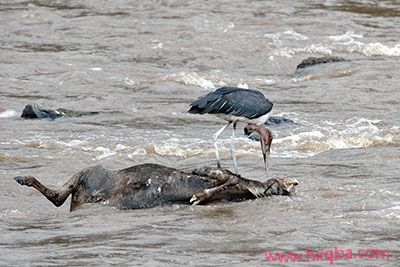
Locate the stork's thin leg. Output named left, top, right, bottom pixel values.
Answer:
left=230, top=122, right=239, bottom=174
left=212, top=122, right=232, bottom=169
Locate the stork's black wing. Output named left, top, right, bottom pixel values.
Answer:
left=188, top=87, right=273, bottom=119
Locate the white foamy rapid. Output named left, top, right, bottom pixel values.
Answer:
left=165, top=71, right=275, bottom=91
left=8, top=117, right=398, bottom=161
left=166, top=72, right=218, bottom=90
left=154, top=117, right=399, bottom=159
left=273, top=117, right=399, bottom=157
left=329, top=31, right=400, bottom=56
left=0, top=109, right=18, bottom=118
left=127, top=117, right=399, bottom=160
left=266, top=30, right=400, bottom=58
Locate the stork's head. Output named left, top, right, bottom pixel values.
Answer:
left=246, top=124, right=273, bottom=176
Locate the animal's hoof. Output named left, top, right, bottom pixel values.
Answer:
left=14, top=176, right=24, bottom=185
left=189, top=189, right=211, bottom=205
left=14, top=176, right=33, bottom=186
left=190, top=195, right=201, bottom=205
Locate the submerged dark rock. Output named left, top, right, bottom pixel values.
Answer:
left=296, top=56, right=347, bottom=70
left=265, top=116, right=294, bottom=126
left=14, top=163, right=298, bottom=211
left=21, top=104, right=99, bottom=119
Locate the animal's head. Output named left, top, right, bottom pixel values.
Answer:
left=275, top=177, right=299, bottom=196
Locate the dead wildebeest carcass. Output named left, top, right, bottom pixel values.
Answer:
left=14, top=163, right=298, bottom=211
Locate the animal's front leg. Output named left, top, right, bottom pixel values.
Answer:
left=190, top=175, right=239, bottom=205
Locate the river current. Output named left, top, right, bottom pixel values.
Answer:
left=1, top=0, right=399, bottom=266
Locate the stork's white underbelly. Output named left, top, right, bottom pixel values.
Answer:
left=215, top=112, right=271, bottom=125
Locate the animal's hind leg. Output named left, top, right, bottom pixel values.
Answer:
left=190, top=174, right=240, bottom=205
left=14, top=174, right=80, bottom=207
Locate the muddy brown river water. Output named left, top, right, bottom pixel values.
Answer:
left=1, top=0, right=399, bottom=266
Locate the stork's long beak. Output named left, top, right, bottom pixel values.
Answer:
left=260, top=138, right=270, bottom=178
left=247, top=123, right=273, bottom=178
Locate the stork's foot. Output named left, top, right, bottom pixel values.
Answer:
left=232, top=169, right=240, bottom=176
left=216, top=162, right=222, bottom=170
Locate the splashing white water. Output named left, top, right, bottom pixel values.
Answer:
left=273, top=118, right=400, bottom=157
left=166, top=72, right=217, bottom=90
left=152, top=117, right=400, bottom=159
left=328, top=31, right=364, bottom=43
left=265, top=29, right=309, bottom=41
left=0, top=109, right=18, bottom=118
left=267, top=30, right=400, bottom=57
left=11, top=117, right=398, bottom=160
